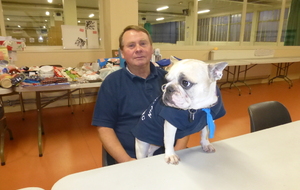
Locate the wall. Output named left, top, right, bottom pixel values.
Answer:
left=14, top=47, right=106, bottom=67
left=155, top=44, right=300, bottom=82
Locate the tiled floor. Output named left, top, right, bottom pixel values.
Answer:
left=1, top=79, right=300, bottom=190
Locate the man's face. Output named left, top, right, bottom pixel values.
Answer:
left=121, top=30, right=153, bottom=67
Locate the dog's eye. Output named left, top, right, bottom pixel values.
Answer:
left=181, top=80, right=191, bottom=88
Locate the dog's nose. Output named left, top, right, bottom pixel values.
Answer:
left=166, top=85, right=175, bottom=93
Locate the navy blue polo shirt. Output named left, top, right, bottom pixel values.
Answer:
left=132, top=87, right=226, bottom=146
left=92, top=63, right=167, bottom=158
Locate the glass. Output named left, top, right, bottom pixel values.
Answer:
left=2, top=0, right=99, bottom=46
left=3, top=1, right=63, bottom=46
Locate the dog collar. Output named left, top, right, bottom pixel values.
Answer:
left=188, top=108, right=215, bottom=138
left=188, top=109, right=197, bottom=122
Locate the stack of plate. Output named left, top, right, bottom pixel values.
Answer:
left=39, top=66, right=54, bottom=79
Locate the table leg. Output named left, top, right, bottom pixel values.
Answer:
left=0, top=116, right=13, bottom=166
left=19, top=92, right=25, bottom=120
left=237, top=65, right=252, bottom=94
left=36, top=92, right=44, bottom=157
left=219, top=66, right=243, bottom=96
left=0, top=120, right=5, bottom=165
left=269, top=63, right=293, bottom=88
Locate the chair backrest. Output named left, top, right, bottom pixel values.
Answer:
left=248, top=101, right=292, bottom=132
left=102, top=146, right=116, bottom=166
left=102, top=147, right=108, bottom=167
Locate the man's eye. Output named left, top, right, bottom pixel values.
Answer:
left=181, top=80, right=191, bottom=88
left=140, top=42, right=147, bottom=46
left=127, top=44, right=135, bottom=48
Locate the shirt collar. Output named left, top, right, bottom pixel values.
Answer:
left=124, top=61, right=158, bottom=80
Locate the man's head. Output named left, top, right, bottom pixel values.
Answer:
left=119, top=25, right=152, bottom=50
left=119, top=25, right=153, bottom=68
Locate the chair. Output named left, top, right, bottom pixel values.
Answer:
left=248, top=101, right=292, bottom=132
left=0, top=104, right=14, bottom=166
left=102, top=146, right=116, bottom=166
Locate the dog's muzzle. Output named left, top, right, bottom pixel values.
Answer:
left=162, top=84, right=176, bottom=94
left=161, top=84, right=167, bottom=92
left=162, top=84, right=176, bottom=106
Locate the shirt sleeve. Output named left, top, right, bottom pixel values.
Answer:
left=91, top=74, right=118, bottom=128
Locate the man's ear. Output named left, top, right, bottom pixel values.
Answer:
left=208, top=62, right=228, bottom=81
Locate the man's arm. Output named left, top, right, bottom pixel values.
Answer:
left=174, top=135, right=190, bottom=151
left=97, top=126, right=136, bottom=163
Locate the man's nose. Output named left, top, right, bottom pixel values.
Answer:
left=135, top=44, right=142, bottom=52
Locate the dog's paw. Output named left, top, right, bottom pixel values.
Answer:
left=202, top=144, right=216, bottom=153
left=165, top=154, right=180, bottom=165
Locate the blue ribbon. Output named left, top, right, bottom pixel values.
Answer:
left=202, top=108, right=215, bottom=138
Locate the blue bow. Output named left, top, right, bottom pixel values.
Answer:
left=202, top=108, right=215, bottom=138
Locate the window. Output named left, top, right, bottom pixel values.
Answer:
left=1, top=1, right=99, bottom=46
left=3, top=2, right=64, bottom=46
left=197, top=18, right=210, bottom=41
left=197, top=13, right=253, bottom=42
left=229, top=13, right=253, bottom=42
left=178, top=21, right=185, bottom=41
left=256, top=9, right=281, bottom=42
left=151, top=22, right=183, bottom=44
left=229, top=14, right=242, bottom=42
left=210, top=16, right=229, bottom=41
left=244, top=13, right=253, bottom=42
left=281, top=8, right=290, bottom=42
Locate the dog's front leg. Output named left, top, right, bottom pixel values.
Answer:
left=200, top=126, right=215, bottom=153
left=164, top=121, right=180, bottom=164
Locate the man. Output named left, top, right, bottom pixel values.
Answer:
left=92, top=25, right=189, bottom=165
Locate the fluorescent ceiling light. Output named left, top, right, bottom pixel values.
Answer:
left=47, top=0, right=53, bottom=3
left=45, top=11, right=50, bottom=16
left=156, top=17, right=164, bottom=21
left=7, top=18, right=10, bottom=20
left=157, top=6, right=169, bottom=11
left=198, top=9, right=210, bottom=14
left=89, top=13, right=94, bottom=18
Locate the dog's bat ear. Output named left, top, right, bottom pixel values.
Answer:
left=208, top=62, right=228, bottom=80
left=170, top=56, right=180, bottom=65
left=165, top=56, right=180, bottom=71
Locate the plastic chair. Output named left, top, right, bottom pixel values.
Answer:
left=248, top=101, right=292, bottom=132
left=102, top=146, right=116, bottom=167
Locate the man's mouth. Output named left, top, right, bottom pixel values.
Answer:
left=135, top=56, right=145, bottom=59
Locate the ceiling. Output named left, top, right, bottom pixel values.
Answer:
left=1, top=0, right=291, bottom=26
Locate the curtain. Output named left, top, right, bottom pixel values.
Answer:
left=144, top=22, right=152, bottom=35
left=284, top=0, right=300, bottom=46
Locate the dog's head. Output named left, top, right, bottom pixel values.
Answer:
left=162, top=56, right=227, bottom=110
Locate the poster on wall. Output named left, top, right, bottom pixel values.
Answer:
left=61, top=25, right=87, bottom=49
left=85, top=20, right=99, bottom=49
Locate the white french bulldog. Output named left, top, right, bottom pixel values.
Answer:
left=132, top=56, right=227, bottom=164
